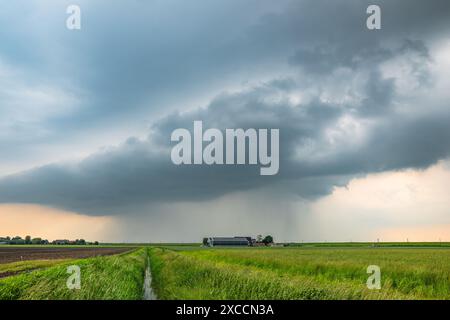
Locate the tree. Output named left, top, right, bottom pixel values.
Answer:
left=31, top=238, right=42, bottom=244
left=262, top=235, right=274, bottom=246
left=11, top=236, right=24, bottom=245
left=256, top=235, right=263, bottom=243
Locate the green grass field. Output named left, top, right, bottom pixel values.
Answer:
left=0, top=248, right=146, bottom=300
left=1, top=244, right=450, bottom=300
left=148, top=246, right=450, bottom=300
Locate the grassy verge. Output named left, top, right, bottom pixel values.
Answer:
left=0, top=244, right=136, bottom=248
left=0, top=259, right=69, bottom=278
left=148, top=247, right=450, bottom=300
left=287, top=242, right=450, bottom=248
left=0, top=248, right=147, bottom=300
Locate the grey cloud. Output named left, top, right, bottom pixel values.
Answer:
left=1, top=0, right=449, bottom=170
left=0, top=0, right=450, bottom=216
left=1, top=41, right=450, bottom=215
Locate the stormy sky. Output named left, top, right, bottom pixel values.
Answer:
left=1, top=0, right=450, bottom=242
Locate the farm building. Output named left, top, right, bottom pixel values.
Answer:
left=206, top=237, right=252, bottom=247
left=52, top=239, right=70, bottom=245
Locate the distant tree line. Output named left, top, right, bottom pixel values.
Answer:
left=256, top=234, right=274, bottom=246
left=0, top=235, right=99, bottom=245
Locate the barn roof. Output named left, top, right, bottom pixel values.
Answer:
left=210, top=237, right=249, bottom=241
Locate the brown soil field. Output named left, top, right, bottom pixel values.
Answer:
left=0, top=247, right=134, bottom=264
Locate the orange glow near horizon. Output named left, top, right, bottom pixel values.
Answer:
left=0, top=204, right=118, bottom=242
left=378, top=224, right=450, bottom=242
left=310, top=161, right=450, bottom=242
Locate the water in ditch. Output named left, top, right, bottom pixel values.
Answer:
left=143, top=257, right=157, bottom=300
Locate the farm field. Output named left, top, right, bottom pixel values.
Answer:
left=0, top=246, right=134, bottom=264
left=148, top=246, right=450, bottom=300
left=1, top=244, right=450, bottom=300
left=0, top=247, right=146, bottom=299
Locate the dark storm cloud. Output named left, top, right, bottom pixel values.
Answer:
left=1, top=0, right=448, bottom=160
left=0, top=0, right=450, bottom=215
left=0, top=0, right=283, bottom=164
left=1, top=43, right=450, bottom=215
